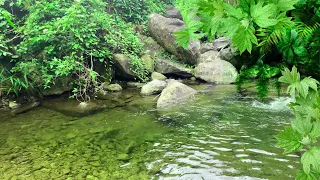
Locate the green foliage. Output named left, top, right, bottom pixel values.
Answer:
left=0, top=65, right=34, bottom=96
left=107, top=0, right=173, bottom=23
left=128, top=54, right=150, bottom=82
left=276, top=67, right=320, bottom=179
left=174, top=0, right=297, bottom=54
left=236, top=60, right=281, bottom=100
left=277, top=0, right=320, bottom=78
left=0, top=0, right=165, bottom=100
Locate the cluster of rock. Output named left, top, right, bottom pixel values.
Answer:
left=108, top=7, right=239, bottom=108
left=112, top=8, right=239, bottom=84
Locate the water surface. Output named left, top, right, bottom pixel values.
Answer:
left=0, top=85, right=299, bottom=179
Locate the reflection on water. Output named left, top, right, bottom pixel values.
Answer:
left=0, top=85, right=299, bottom=179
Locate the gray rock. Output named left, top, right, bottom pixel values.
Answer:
left=200, top=43, right=215, bottom=53
left=195, top=60, right=238, bottom=84
left=197, top=50, right=220, bottom=64
left=219, top=47, right=239, bottom=68
left=151, top=72, right=167, bottom=81
left=164, top=6, right=182, bottom=20
left=148, top=13, right=200, bottom=65
left=104, top=84, right=123, bottom=92
left=112, top=54, right=137, bottom=79
left=141, top=80, right=167, bottom=96
left=213, top=37, right=231, bottom=51
left=157, top=80, right=197, bottom=108
left=155, top=57, right=193, bottom=77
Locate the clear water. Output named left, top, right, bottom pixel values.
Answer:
left=0, top=85, right=300, bottom=180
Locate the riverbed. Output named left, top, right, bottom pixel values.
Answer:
left=0, top=84, right=299, bottom=179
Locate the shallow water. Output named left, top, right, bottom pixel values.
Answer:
left=0, top=85, right=299, bottom=179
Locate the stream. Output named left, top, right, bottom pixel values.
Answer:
left=0, top=84, right=299, bottom=180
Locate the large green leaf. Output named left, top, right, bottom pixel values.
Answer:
left=276, top=0, right=299, bottom=11
left=275, top=126, right=303, bottom=153
left=250, top=2, right=278, bottom=28
left=310, top=120, right=320, bottom=141
left=279, top=66, right=300, bottom=84
left=296, top=170, right=320, bottom=180
left=231, top=25, right=258, bottom=53
left=291, top=113, right=313, bottom=136
left=301, top=146, right=320, bottom=174
left=223, top=3, right=245, bottom=20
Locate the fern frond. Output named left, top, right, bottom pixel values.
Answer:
left=257, top=28, right=285, bottom=54
left=295, top=19, right=320, bottom=41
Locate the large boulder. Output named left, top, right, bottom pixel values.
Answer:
left=195, top=59, right=238, bottom=84
left=148, top=14, right=200, bottom=65
left=151, top=72, right=167, bottom=81
left=155, top=58, right=193, bottom=77
left=197, top=50, right=220, bottom=64
left=157, top=80, right=197, bottom=108
left=141, top=80, right=167, bottom=96
left=163, top=7, right=182, bottom=20
left=113, top=54, right=137, bottom=79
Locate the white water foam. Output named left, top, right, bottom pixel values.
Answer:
left=252, top=97, right=293, bottom=111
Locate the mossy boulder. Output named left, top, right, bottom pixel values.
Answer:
left=151, top=72, right=167, bottom=81
left=104, top=84, right=123, bottom=92
left=141, top=54, right=154, bottom=72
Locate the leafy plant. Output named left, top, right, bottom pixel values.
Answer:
left=276, top=66, right=320, bottom=179
left=236, top=60, right=281, bottom=100
left=278, top=0, right=320, bottom=79
left=0, top=0, right=156, bottom=101
left=174, top=0, right=297, bottom=54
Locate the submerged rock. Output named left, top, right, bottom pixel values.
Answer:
left=104, top=84, right=123, bottom=92
left=43, top=100, right=105, bottom=117
left=127, top=82, right=145, bottom=88
left=141, top=80, right=167, bottom=96
left=151, top=72, right=167, bottom=81
left=11, top=102, right=40, bottom=115
left=157, top=80, right=197, bottom=108
left=195, top=59, right=238, bottom=84
left=148, top=13, right=200, bottom=65
left=155, top=58, right=193, bottom=77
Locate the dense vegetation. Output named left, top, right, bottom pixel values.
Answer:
left=277, top=67, right=320, bottom=179
left=174, top=0, right=320, bottom=100
left=0, top=0, right=172, bottom=101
